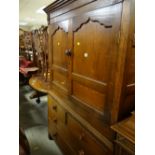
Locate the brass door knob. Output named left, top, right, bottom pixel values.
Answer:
left=65, top=49, right=72, bottom=56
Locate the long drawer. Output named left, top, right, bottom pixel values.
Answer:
left=66, top=114, right=112, bottom=155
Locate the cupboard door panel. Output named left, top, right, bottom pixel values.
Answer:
left=51, top=24, right=69, bottom=91
left=52, top=28, right=68, bottom=69
left=72, top=81, right=106, bottom=112
left=53, top=71, right=68, bottom=91
left=73, top=21, right=112, bottom=82
left=71, top=4, right=122, bottom=114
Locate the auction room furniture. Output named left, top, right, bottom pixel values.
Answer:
left=44, top=0, right=135, bottom=154
left=111, top=113, right=135, bottom=155
left=29, top=76, right=50, bottom=103
left=19, top=56, right=39, bottom=85
left=29, top=27, right=50, bottom=103
left=32, top=26, right=49, bottom=80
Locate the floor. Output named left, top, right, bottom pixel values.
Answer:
left=19, top=84, right=63, bottom=155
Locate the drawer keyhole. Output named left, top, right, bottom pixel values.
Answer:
left=53, top=118, right=57, bottom=124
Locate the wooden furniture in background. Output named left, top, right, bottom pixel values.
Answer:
left=111, top=113, right=135, bottom=155
left=29, top=26, right=50, bottom=103
left=23, top=31, right=33, bottom=61
left=44, top=0, right=135, bottom=154
left=19, top=29, right=33, bottom=61
left=32, top=26, right=50, bottom=81
left=29, top=76, right=50, bottom=103
left=24, top=31, right=33, bottom=50
left=19, top=29, right=25, bottom=54
left=32, top=29, right=42, bottom=71
left=38, top=26, right=49, bottom=81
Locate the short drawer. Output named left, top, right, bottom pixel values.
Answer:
left=48, top=95, right=58, bottom=115
left=48, top=118, right=57, bottom=138
left=48, top=95, right=67, bottom=140
left=48, top=95, right=66, bottom=123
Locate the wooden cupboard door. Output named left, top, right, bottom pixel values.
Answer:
left=71, top=3, right=122, bottom=116
left=51, top=21, right=69, bottom=92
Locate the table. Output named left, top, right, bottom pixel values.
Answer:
left=111, top=113, right=135, bottom=155
left=29, top=76, right=50, bottom=103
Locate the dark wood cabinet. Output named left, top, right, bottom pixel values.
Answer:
left=44, top=0, right=135, bottom=154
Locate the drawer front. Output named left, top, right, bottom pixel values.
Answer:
left=48, top=118, right=57, bottom=138
left=66, top=114, right=112, bottom=155
left=48, top=95, right=58, bottom=117
left=48, top=95, right=66, bottom=123
left=48, top=95, right=67, bottom=138
left=48, top=96, right=76, bottom=154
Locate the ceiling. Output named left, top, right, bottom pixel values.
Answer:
left=19, top=0, right=56, bottom=31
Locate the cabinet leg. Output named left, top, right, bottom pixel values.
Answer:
left=36, top=91, right=40, bottom=103
left=36, top=97, right=40, bottom=104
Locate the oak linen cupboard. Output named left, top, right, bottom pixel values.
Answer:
left=44, top=0, right=135, bottom=154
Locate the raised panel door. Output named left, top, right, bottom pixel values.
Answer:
left=51, top=21, right=69, bottom=92
left=70, top=3, right=122, bottom=116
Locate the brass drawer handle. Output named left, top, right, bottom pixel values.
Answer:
left=53, top=118, right=57, bottom=124
left=78, top=150, right=84, bottom=155
left=52, top=105, right=57, bottom=111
